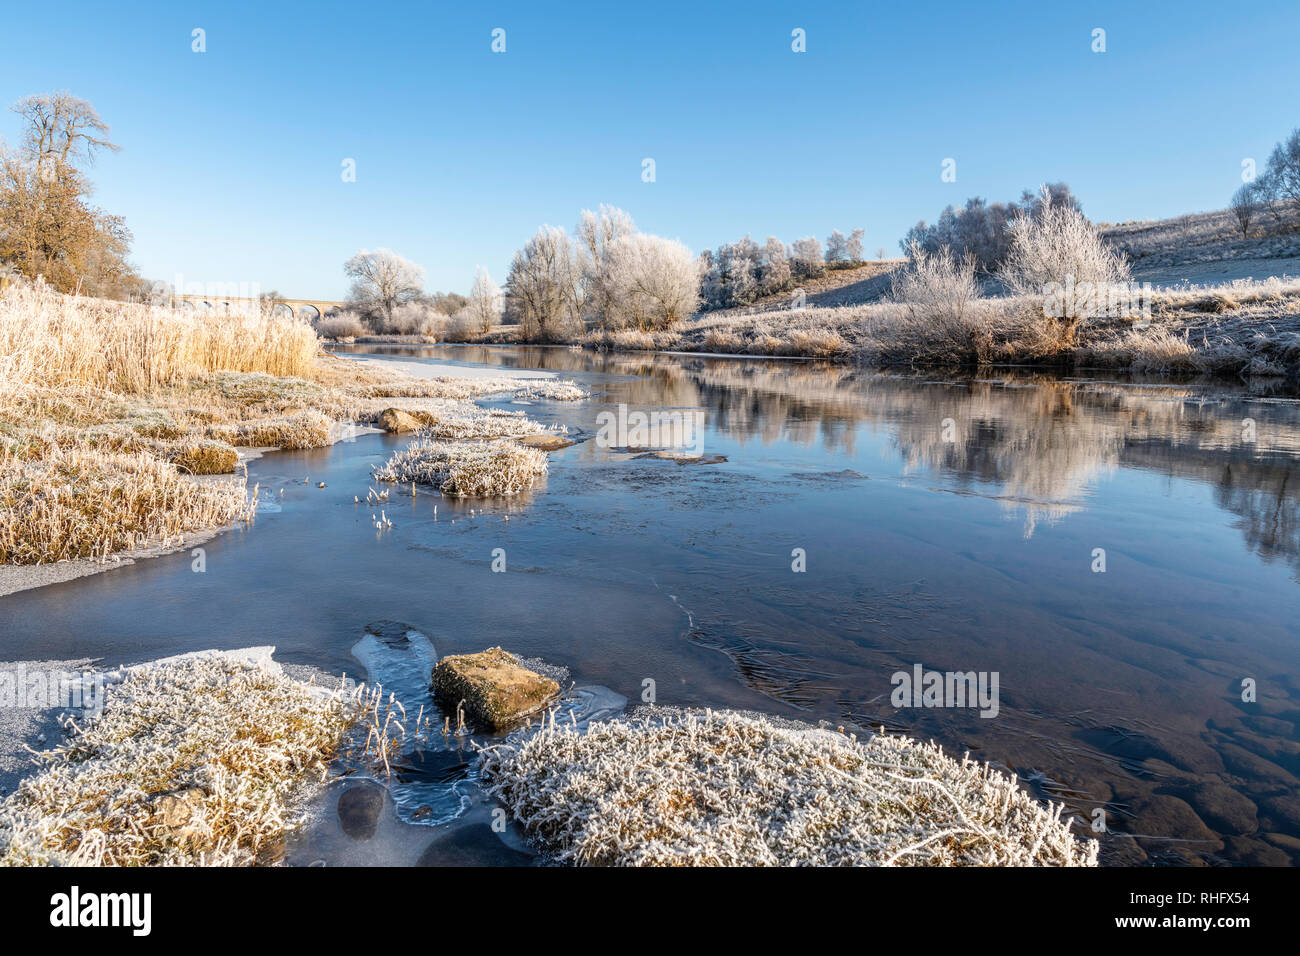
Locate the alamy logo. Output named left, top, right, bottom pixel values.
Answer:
left=0, top=666, right=103, bottom=715
left=595, top=404, right=705, bottom=456
left=50, top=886, right=151, bottom=936
left=1042, top=275, right=1152, bottom=320
left=891, top=663, right=1000, bottom=718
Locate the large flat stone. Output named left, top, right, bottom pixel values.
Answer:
left=432, top=648, right=558, bottom=730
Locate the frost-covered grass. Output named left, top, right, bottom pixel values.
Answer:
left=481, top=708, right=1098, bottom=867
left=0, top=443, right=255, bottom=564
left=0, top=283, right=581, bottom=565
left=0, top=282, right=318, bottom=391
left=374, top=438, right=548, bottom=497
left=0, top=653, right=357, bottom=866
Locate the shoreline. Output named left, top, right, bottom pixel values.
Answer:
left=0, top=345, right=575, bottom=598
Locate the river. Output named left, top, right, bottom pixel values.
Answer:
left=4, top=343, right=1299, bottom=866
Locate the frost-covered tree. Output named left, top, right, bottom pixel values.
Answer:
left=790, top=236, right=825, bottom=279
left=343, top=248, right=425, bottom=324
left=758, top=237, right=791, bottom=296
left=825, top=230, right=849, bottom=264
left=466, top=266, right=503, bottom=334
left=605, top=233, right=699, bottom=330
left=825, top=229, right=865, bottom=264
left=999, top=188, right=1129, bottom=299
left=576, top=204, right=637, bottom=329
left=505, top=225, right=582, bottom=341
left=717, top=236, right=761, bottom=307
left=845, top=228, right=865, bottom=263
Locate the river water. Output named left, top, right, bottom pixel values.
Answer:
left=4, top=343, right=1299, bottom=866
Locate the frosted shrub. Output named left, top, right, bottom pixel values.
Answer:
left=374, top=438, right=547, bottom=497
left=1000, top=191, right=1130, bottom=299
left=378, top=301, right=446, bottom=337
left=892, top=243, right=980, bottom=323
left=886, top=244, right=991, bottom=362
left=315, top=310, right=367, bottom=340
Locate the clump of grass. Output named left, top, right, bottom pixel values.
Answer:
left=374, top=438, right=548, bottom=497
left=0, top=654, right=357, bottom=866
left=207, top=411, right=333, bottom=449
left=0, top=443, right=255, bottom=564
left=158, top=439, right=240, bottom=475
left=480, top=708, right=1098, bottom=867
left=512, top=381, right=586, bottom=402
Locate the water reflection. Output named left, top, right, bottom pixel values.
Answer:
left=342, top=343, right=1300, bottom=556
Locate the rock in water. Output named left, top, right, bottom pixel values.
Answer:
left=377, top=407, right=422, bottom=433
left=431, top=647, right=559, bottom=730
left=517, top=433, right=574, bottom=451
left=337, top=780, right=387, bottom=841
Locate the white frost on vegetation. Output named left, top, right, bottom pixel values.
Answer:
left=0, top=652, right=356, bottom=866
left=512, top=381, right=586, bottom=402
left=480, top=708, right=1099, bottom=867
left=374, top=438, right=548, bottom=497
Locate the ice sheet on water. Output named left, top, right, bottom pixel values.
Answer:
left=350, top=622, right=437, bottom=705
left=346, top=621, right=626, bottom=829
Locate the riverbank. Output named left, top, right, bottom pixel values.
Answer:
left=0, top=648, right=356, bottom=865
left=0, top=283, right=584, bottom=593
left=325, top=273, right=1300, bottom=377
left=0, top=645, right=1096, bottom=867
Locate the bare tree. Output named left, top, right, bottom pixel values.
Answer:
left=13, top=92, right=120, bottom=178
left=343, top=248, right=425, bottom=325
left=1258, top=128, right=1300, bottom=224
left=1230, top=183, right=1260, bottom=238
left=466, top=266, right=503, bottom=334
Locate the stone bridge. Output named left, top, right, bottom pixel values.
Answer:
left=170, top=293, right=346, bottom=322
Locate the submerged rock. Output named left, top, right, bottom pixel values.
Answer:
left=416, top=822, right=536, bottom=867
left=337, top=780, right=386, bottom=841
left=517, top=433, right=575, bottom=451
left=377, top=407, right=422, bottom=433
left=432, top=648, right=559, bottom=731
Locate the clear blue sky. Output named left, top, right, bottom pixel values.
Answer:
left=2, top=0, right=1296, bottom=299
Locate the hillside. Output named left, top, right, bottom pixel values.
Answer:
left=1100, top=207, right=1300, bottom=287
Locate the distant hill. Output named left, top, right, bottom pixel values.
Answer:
left=699, top=260, right=903, bottom=318
left=1100, top=207, right=1300, bottom=286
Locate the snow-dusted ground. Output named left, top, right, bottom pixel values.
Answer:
left=1131, top=254, right=1300, bottom=288
left=339, top=354, right=559, bottom=381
